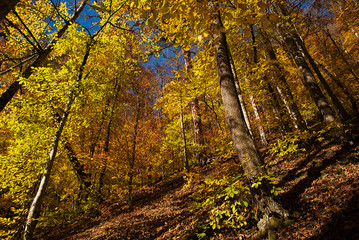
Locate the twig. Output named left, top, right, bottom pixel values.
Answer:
left=12, top=9, right=44, bottom=52
left=5, top=17, right=40, bottom=53
left=0, top=54, right=37, bottom=76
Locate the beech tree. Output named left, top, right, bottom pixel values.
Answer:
left=1, top=0, right=358, bottom=238
left=208, top=3, right=289, bottom=237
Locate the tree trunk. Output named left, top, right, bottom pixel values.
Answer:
left=249, top=94, right=268, bottom=145
left=262, top=35, right=307, bottom=130
left=209, top=4, right=289, bottom=237
left=0, top=0, right=88, bottom=112
left=266, top=78, right=292, bottom=133
left=128, top=96, right=140, bottom=206
left=184, top=50, right=206, bottom=167
left=96, top=80, right=121, bottom=203
left=315, top=60, right=358, bottom=115
left=275, top=4, right=337, bottom=124
left=0, top=0, right=20, bottom=21
left=180, top=103, right=189, bottom=171
left=294, top=31, right=350, bottom=122
left=228, top=50, right=254, bottom=138
left=249, top=26, right=268, bottom=145
left=326, top=31, right=359, bottom=82
left=282, top=32, right=337, bottom=124
left=64, top=141, right=91, bottom=189
left=23, top=44, right=91, bottom=240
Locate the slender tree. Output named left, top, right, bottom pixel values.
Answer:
left=275, top=5, right=337, bottom=124
left=294, top=30, right=350, bottom=121
left=209, top=3, right=289, bottom=237
left=23, top=42, right=91, bottom=240
left=0, top=0, right=88, bottom=112
left=262, top=34, right=307, bottom=130
left=184, top=50, right=206, bottom=166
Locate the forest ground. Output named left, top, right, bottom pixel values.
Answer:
left=35, top=119, right=359, bottom=240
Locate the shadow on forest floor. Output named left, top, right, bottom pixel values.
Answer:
left=35, top=120, right=359, bottom=240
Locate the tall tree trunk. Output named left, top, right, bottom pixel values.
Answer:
left=64, top=140, right=91, bottom=194
left=250, top=26, right=268, bottom=145
left=0, top=0, right=88, bottom=112
left=249, top=94, right=268, bottom=145
left=228, top=50, right=254, bottom=138
left=180, top=103, right=189, bottom=171
left=23, top=44, right=91, bottom=240
left=262, top=33, right=307, bottom=130
left=266, top=78, right=292, bottom=133
left=315, top=60, right=358, bottom=115
left=209, top=4, right=289, bottom=237
left=275, top=5, right=337, bottom=124
left=0, top=0, right=20, bottom=21
left=282, top=32, right=337, bottom=124
left=294, top=31, right=350, bottom=122
left=96, top=80, right=121, bottom=203
left=326, top=31, right=359, bottom=82
left=128, top=96, right=140, bottom=206
left=184, top=50, right=206, bottom=167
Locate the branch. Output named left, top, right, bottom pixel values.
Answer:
left=5, top=17, right=41, bottom=53
left=90, top=3, right=125, bottom=40
left=227, top=0, right=236, bottom=9
left=49, top=0, right=67, bottom=22
left=12, top=9, right=44, bottom=52
left=109, top=22, right=133, bottom=32
left=0, top=53, right=37, bottom=76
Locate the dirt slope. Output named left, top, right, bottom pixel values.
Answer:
left=36, top=124, right=359, bottom=240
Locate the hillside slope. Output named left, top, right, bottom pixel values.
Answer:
left=36, top=124, right=359, bottom=240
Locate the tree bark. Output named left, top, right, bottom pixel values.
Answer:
left=250, top=26, right=268, bottom=145
left=184, top=50, right=206, bottom=167
left=262, top=33, right=307, bottom=130
left=23, top=44, right=91, bottom=240
left=128, top=95, right=140, bottom=206
left=282, top=32, right=337, bottom=124
left=64, top=141, right=91, bottom=189
left=209, top=4, right=289, bottom=236
left=0, top=0, right=20, bottom=21
left=315, top=60, right=358, bottom=115
left=294, top=31, right=350, bottom=122
left=228, top=50, right=254, bottom=138
left=249, top=94, right=268, bottom=145
left=180, top=103, right=189, bottom=171
left=275, top=4, right=337, bottom=125
left=266, top=78, right=292, bottom=133
left=0, top=0, right=88, bottom=112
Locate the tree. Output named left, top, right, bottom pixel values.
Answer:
left=184, top=50, right=206, bottom=167
left=24, top=40, right=92, bottom=240
left=0, top=0, right=88, bottom=112
left=209, top=2, right=289, bottom=237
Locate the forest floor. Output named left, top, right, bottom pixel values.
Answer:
left=36, top=119, right=359, bottom=240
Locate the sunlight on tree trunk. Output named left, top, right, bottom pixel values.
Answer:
left=208, top=3, right=289, bottom=237
left=23, top=44, right=91, bottom=240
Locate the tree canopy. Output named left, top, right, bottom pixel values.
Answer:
left=0, top=0, right=358, bottom=239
